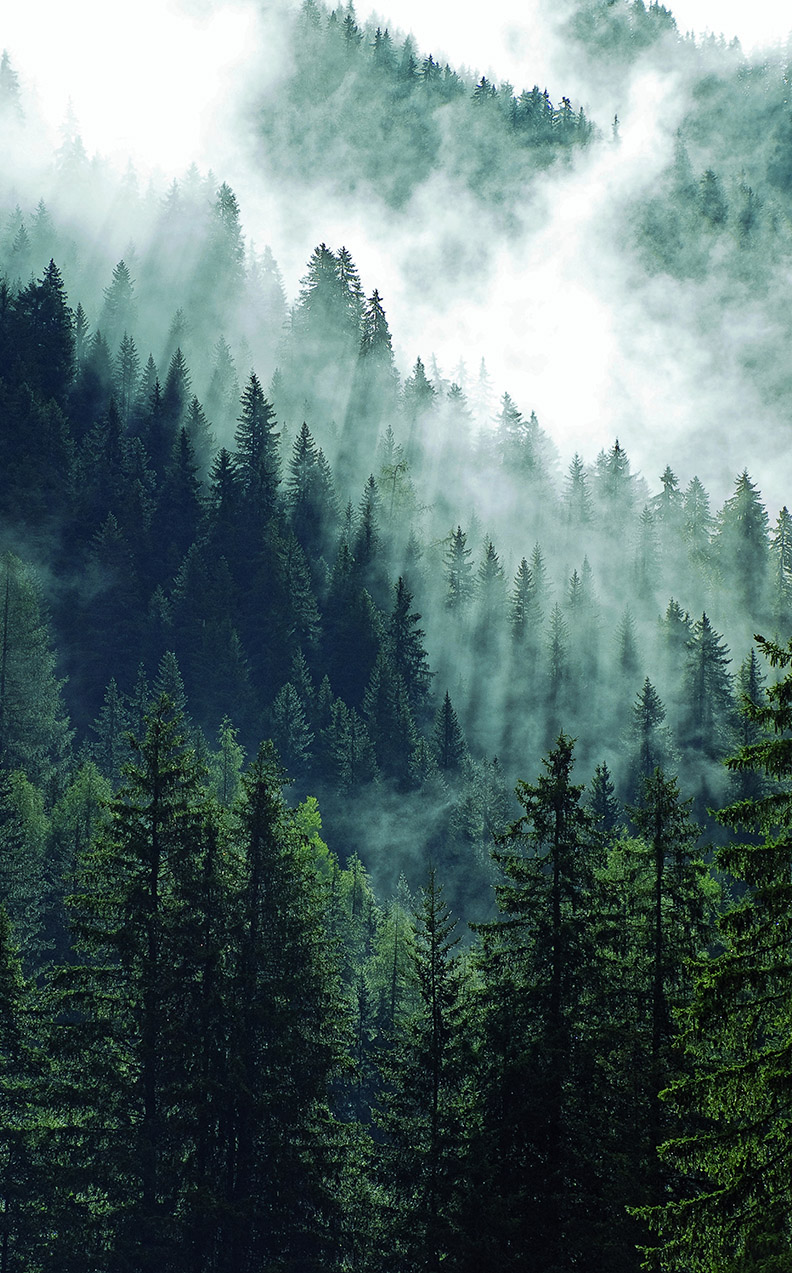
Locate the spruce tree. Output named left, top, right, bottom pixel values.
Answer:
left=377, top=870, right=472, bottom=1271
left=473, top=736, right=601, bottom=1272
left=647, top=635, right=792, bottom=1271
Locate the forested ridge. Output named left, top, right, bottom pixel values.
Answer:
left=0, top=2, right=792, bottom=1268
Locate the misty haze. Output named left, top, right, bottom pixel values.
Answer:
left=0, top=1, right=791, bottom=1269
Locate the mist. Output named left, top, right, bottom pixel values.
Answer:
left=5, top=0, right=792, bottom=515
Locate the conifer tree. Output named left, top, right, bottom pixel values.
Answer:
left=432, top=692, right=468, bottom=774
left=91, top=677, right=132, bottom=785
left=0, top=906, right=43, bottom=1268
left=210, top=716, right=245, bottom=808
left=114, top=332, right=140, bottom=427
left=628, top=678, right=677, bottom=795
left=45, top=698, right=221, bottom=1268
left=12, top=259, right=74, bottom=407
left=270, top=682, right=315, bottom=777
left=0, top=553, right=71, bottom=785
left=714, top=470, right=769, bottom=614
left=770, top=504, right=792, bottom=627
left=444, top=526, right=474, bottom=613
left=323, top=698, right=379, bottom=790
left=646, top=636, right=792, bottom=1270
left=563, top=452, right=592, bottom=525
left=377, top=869, right=472, bottom=1271
left=233, top=372, right=280, bottom=527
left=474, top=539, right=506, bottom=655
left=387, top=577, right=432, bottom=715
left=0, top=771, right=48, bottom=966
left=473, top=736, right=601, bottom=1272
left=0, top=51, right=22, bottom=119
left=363, top=651, right=418, bottom=786
left=101, top=259, right=136, bottom=345
left=509, top=556, right=536, bottom=646
left=223, top=742, right=348, bottom=1270
left=588, top=760, right=621, bottom=837
left=681, top=612, right=734, bottom=758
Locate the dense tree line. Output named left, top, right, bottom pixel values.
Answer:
left=254, top=0, right=593, bottom=211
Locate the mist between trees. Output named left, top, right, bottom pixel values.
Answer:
left=0, top=3, right=791, bottom=1268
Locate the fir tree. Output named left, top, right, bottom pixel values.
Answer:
left=646, top=636, right=792, bottom=1270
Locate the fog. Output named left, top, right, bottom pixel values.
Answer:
left=4, top=0, right=792, bottom=510
left=1, top=0, right=791, bottom=901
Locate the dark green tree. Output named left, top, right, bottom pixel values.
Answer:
left=233, top=372, right=280, bottom=529
left=377, top=869, right=472, bottom=1271
left=646, top=635, right=792, bottom=1271
left=387, top=577, right=432, bottom=715
left=473, top=736, right=601, bottom=1272
left=432, top=692, right=468, bottom=774
left=681, top=612, right=734, bottom=758
left=714, top=470, right=769, bottom=615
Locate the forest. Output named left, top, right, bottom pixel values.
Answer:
left=0, top=0, right=791, bottom=1269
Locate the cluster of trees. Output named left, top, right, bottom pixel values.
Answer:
left=0, top=184, right=790, bottom=904
left=255, top=0, right=593, bottom=208
left=2, top=646, right=791, bottom=1271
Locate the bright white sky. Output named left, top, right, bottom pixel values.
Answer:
left=2, top=0, right=791, bottom=175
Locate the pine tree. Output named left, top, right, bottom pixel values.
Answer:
left=473, top=736, right=601, bottom=1271
left=628, top=678, right=677, bottom=795
left=594, top=439, right=635, bottom=528
left=646, top=635, right=792, bottom=1271
left=377, top=869, right=472, bottom=1271
left=681, top=612, right=734, bottom=758
left=444, top=526, right=474, bottom=613
left=588, top=760, right=621, bottom=837
left=101, top=259, right=136, bottom=346
left=45, top=698, right=221, bottom=1269
left=563, top=452, right=592, bottom=525
left=0, top=51, right=22, bottom=120
left=509, top=557, right=535, bottom=646
left=0, top=771, right=48, bottom=966
left=184, top=395, right=215, bottom=476
left=626, top=769, right=714, bottom=1204
left=322, top=698, right=379, bottom=790
left=714, top=470, right=769, bottom=615
left=233, top=372, right=280, bottom=528
left=616, top=606, right=640, bottom=678
left=210, top=716, right=245, bottom=808
left=474, top=539, right=506, bottom=655
left=114, top=332, right=140, bottom=427
left=402, top=356, right=436, bottom=443
left=270, top=682, right=314, bottom=777
left=363, top=651, right=418, bottom=786
left=287, top=420, right=338, bottom=562
left=0, top=553, right=71, bottom=785
left=90, top=677, right=132, bottom=786
left=770, top=504, right=792, bottom=627
left=0, top=906, right=44, bottom=1268
left=222, top=743, right=348, bottom=1270
left=387, top=577, right=432, bottom=715
left=161, top=346, right=192, bottom=435
left=12, top=259, right=74, bottom=407
left=432, top=692, right=468, bottom=774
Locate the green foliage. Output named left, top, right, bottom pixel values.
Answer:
left=646, top=636, right=792, bottom=1270
left=0, top=553, right=71, bottom=785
